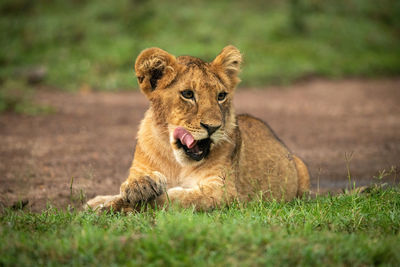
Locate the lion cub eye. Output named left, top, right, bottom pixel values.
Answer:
left=181, top=90, right=194, bottom=100
left=218, top=92, right=227, bottom=101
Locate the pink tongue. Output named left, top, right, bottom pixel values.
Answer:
left=173, top=127, right=196, bottom=149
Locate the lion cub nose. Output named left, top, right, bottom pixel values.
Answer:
left=200, top=122, right=221, bottom=136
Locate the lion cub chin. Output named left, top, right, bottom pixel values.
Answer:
left=86, top=45, right=310, bottom=212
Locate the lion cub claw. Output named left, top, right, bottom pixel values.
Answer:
left=120, top=174, right=165, bottom=205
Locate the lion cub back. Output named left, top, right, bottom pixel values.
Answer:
left=236, top=114, right=299, bottom=201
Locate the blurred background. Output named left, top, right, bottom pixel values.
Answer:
left=1, top=0, right=400, bottom=96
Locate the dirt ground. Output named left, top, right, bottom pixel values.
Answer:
left=1, top=78, right=399, bottom=212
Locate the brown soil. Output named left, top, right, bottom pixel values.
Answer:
left=1, top=78, right=399, bottom=212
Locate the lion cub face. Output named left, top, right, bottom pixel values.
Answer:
left=135, top=46, right=242, bottom=165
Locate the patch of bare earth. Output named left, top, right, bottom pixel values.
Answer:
left=1, top=78, right=399, bottom=211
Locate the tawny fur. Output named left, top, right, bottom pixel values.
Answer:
left=86, top=45, right=310, bottom=212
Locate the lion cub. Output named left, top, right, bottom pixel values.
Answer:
left=86, top=46, right=310, bottom=212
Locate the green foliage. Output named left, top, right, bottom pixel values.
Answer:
left=1, top=186, right=400, bottom=265
left=0, top=0, right=399, bottom=90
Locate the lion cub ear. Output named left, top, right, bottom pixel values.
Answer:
left=135, top=48, right=179, bottom=95
left=211, top=45, right=242, bottom=87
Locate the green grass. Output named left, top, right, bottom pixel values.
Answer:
left=1, top=0, right=399, bottom=91
left=1, top=185, right=400, bottom=266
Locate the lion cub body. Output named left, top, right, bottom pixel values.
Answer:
left=87, top=46, right=310, bottom=212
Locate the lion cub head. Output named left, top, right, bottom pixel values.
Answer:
left=135, top=46, right=242, bottom=165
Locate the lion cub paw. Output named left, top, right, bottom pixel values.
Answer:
left=85, top=195, right=133, bottom=213
left=121, top=172, right=166, bottom=205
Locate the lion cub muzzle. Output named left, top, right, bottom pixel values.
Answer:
left=173, top=127, right=212, bottom=161
left=200, top=122, right=221, bottom=136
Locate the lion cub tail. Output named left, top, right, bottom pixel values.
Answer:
left=293, top=155, right=311, bottom=197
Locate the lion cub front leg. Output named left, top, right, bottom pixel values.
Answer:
left=120, top=170, right=166, bottom=206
